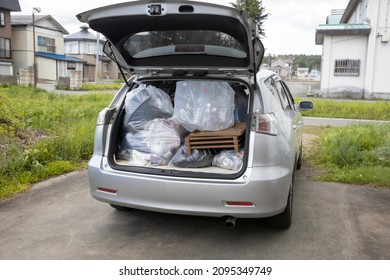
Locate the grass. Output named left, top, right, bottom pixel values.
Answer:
left=305, top=124, right=390, bottom=188
left=80, top=83, right=123, bottom=91
left=0, top=85, right=113, bottom=200
left=1, top=85, right=389, bottom=200
left=297, top=98, right=390, bottom=121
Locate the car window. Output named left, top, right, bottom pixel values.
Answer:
left=281, top=81, right=295, bottom=109
left=275, top=81, right=292, bottom=110
left=124, top=30, right=247, bottom=59
left=264, top=77, right=281, bottom=105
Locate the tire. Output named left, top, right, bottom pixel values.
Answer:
left=109, top=204, right=133, bottom=211
left=266, top=170, right=295, bottom=229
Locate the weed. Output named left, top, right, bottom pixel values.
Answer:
left=311, top=123, right=390, bottom=187
left=0, top=85, right=113, bottom=200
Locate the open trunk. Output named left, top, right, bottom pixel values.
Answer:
left=108, top=78, right=252, bottom=177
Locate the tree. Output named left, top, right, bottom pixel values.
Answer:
left=231, top=0, right=269, bottom=36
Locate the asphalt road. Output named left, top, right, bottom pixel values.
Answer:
left=0, top=169, right=389, bottom=260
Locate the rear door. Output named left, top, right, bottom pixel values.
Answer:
left=77, top=0, right=264, bottom=75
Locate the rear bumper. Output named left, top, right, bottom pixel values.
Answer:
left=88, top=155, right=292, bottom=218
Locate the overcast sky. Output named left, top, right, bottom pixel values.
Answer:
left=15, top=0, right=350, bottom=55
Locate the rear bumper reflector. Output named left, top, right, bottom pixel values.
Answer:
left=97, top=187, right=118, bottom=195
left=223, top=201, right=255, bottom=207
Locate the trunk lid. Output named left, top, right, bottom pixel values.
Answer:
left=77, top=0, right=264, bottom=76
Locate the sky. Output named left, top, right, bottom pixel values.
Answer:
left=15, top=0, right=350, bottom=55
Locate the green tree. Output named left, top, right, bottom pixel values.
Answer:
left=231, top=0, right=269, bottom=36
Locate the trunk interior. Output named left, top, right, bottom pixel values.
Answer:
left=109, top=78, right=252, bottom=177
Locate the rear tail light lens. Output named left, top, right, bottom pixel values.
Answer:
left=255, top=113, right=278, bottom=136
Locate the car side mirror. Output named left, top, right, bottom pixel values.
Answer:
left=298, top=100, right=314, bottom=111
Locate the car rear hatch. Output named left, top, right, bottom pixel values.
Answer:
left=77, top=0, right=264, bottom=76
left=78, top=1, right=264, bottom=178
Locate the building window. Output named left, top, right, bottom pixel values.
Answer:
left=86, top=43, right=95, bottom=54
left=103, top=62, right=109, bottom=72
left=0, top=12, right=5, bottom=27
left=0, top=37, right=11, bottom=58
left=67, top=43, right=79, bottom=54
left=67, top=62, right=76, bottom=70
left=38, top=36, right=56, bottom=53
left=334, top=59, right=360, bottom=77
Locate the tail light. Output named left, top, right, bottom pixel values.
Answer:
left=254, top=113, right=278, bottom=136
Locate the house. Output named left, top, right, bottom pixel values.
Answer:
left=296, top=67, right=309, bottom=80
left=65, top=26, right=118, bottom=81
left=316, top=0, right=390, bottom=99
left=0, top=0, right=21, bottom=77
left=11, top=15, right=84, bottom=82
left=270, top=58, right=292, bottom=80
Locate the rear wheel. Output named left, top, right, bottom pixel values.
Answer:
left=109, top=204, right=133, bottom=211
left=266, top=170, right=295, bottom=229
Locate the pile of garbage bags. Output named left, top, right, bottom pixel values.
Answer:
left=118, top=81, right=245, bottom=170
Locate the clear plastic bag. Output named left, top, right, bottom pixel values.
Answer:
left=212, top=149, right=244, bottom=171
left=172, top=80, right=235, bottom=132
left=122, top=118, right=181, bottom=156
left=128, top=149, right=174, bottom=167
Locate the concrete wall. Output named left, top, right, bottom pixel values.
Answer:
left=58, top=71, right=82, bottom=90
left=0, top=75, right=17, bottom=85
left=18, top=67, right=34, bottom=86
left=320, top=35, right=368, bottom=99
left=70, top=71, right=82, bottom=90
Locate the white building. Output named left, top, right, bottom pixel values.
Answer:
left=11, top=15, right=84, bottom=81
left=316, top=0, right=390, bottom=99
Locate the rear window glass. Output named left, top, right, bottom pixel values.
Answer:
left=123, top=30, right=247, bottom=59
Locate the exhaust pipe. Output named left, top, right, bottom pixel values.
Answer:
left=225, top=216, right=237, bottom=229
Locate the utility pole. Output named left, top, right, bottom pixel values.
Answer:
left=32, top=7, right=41, bottom=88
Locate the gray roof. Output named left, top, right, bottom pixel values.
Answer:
left=315, top=23, right=371, bottom=45
left=0, top=0, right=21, bottom=11
left=65, top=26, right=103, bottom=42
left=11, top=15, right=69, bottom=35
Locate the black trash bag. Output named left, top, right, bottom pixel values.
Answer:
left=169, top=145, right=213, bottom=168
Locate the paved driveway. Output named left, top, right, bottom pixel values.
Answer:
left=0, top=170, right=389, bottom=260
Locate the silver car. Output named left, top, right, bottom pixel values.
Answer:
left=78, top=0, right=313, bottom=229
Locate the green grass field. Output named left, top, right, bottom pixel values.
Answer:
left=299, top=98, right=390, bottom=121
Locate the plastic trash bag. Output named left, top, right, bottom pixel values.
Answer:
left=172, top=80, right=235, bottom=132
left=122, top=118, right=181, bottom=156
left=212, top=149, right=244, bottom=171
left=169, top=145, right=213, bottom=168
left=128, top=149, right=175, bottom=167
left=122, top=82, right=173, bottom=133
